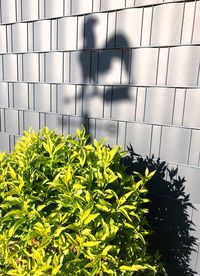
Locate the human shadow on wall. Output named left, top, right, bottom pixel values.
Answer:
left=122, top=145, right=197, bottom=276
left=78, top=16, right=131, bottom=139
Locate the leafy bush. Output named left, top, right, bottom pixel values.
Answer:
left=0, top=128, right=164, bottom=275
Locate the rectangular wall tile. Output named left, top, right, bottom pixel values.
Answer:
left=44, top=0, right=63, bottom=18
left=51, top=19, right=58, bottom=50
left=156, top=47, right=169, bottom=86
left=8, top=83, right=14, bottom=108
left=83, top=85, right=104, bottom=118
left=12, top=23, right=27, bottom=53
left=188, top=130, right=200, bottom=167
left=145, top=87, right=175, bottom=125
left=141, top=7, right=153, bottom=46
left=111, top=86, right=136, bottom=121
left=172, top=89, right=186, bottom=125
left=24, top=111, right=39, bottom=132
left=167, top=47, right=200, bottom=87
left=126, top=122, right=152, bottom=156
left=135, top=87, right=146, bottom=122
left=23, top=53, right=39, bottom=82
left=101, top=0, right=125, bottom=11
left=70, top=51, right=90, bottom=83
left=181, top=1, right=196, bottom=44
left=27, top=23, right=34, bottom=51
left=0, top=133, right=10, bottom=152
left=1, top=0, right=16, bottom=24
left=0, top=83, right=8, bottom=108
left=5, top=109, right=18, bottom=135
left=13, top=83, right=28, bottom=110
left=160, top=127, right=191, bottom=164
left=34, top=84, right=51, bottom=112
left=57, top=85, right=76, bottom=115
left=71, top=0, right=92, bottom=14
left=0, top=26, right=7, bottom=53
left=58, top=17, right=77, bottom=50
left=6, top=25, right=12, bottom=52
left=130, top=48, right=158, bottom=85
left=34, top=20, right=51, bottom=51
left=117, top=121, right=126, bottom=148
left=45, top=52, right=63, bottom=83
left=183, top=89, right=200, bottom=128
left=93, top=0, right=101, bottom=12
left=64, top=0, right=71, bottom=16
left=107, top=12, right=116, bottom=48
left=45, top=113, right=62, bottom=133
left=69, top=116, right=83, bottom=134
left=193, top=2, right=200, bottom=43
left=95, top=119, right=117, bottom=146
left=22, top=0, right=39, bottom=21
left=3, top=54, right=18, bottom=81
left=77, top=16, right=84, bottom=49
left=116, top=8, right=142, bottom=47
left=150, top=125, right=161, bottom=157
left=151, top=3, right=184, bottom=45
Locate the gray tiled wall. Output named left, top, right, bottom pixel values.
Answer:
left=0, top=0, right=200, bottom=275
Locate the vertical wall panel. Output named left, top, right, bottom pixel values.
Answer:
left=167, top=47, right=200, bottom=87
left=71, top=0, right=93, bottom=14
left=13, top=83, right=28, bottom=110
left=144, top=88, right=175, bottom=125
left=45, top=52, right=63, bottom=83
left=130, top=48, right=158, bottom=85
left=57, top=85, right=76, bottom=115
left=0, top=26, right=7, bottom=53
left=183, top=89, right=200, bottom=128
left=0, top=83, right=8, bottom=108
left=58, top=17, right=77, bottom=50
left=44, top=0, right=63, bottom=18
left=151, top=3, right=184, bottom=45
left=12, top=23, right=27, bottom=53
left=34, top=84, right=51, bottom=112
left=126, top=122, right=152, bottom=156
left=3, top=54, right=18, bottom=81
left=160, top=127, right=191, bottom=164
left=23, top=53, right=39, bottom=82
left=1, top=0, right=16, bottom=24
left=101, top=0, right=125, bottom=11
left=21, top=0, right=39, bottom=21
left=34, top=20, right=51, bottom=51
left=116, top=9, right=142, bottom=47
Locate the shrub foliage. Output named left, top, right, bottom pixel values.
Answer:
left=0, top=128, right=164, bottom=275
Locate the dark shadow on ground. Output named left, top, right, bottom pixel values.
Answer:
left=121, top=145, right=197, bottom=276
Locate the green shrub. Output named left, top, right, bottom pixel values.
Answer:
left=0, top=128, right=164, bottom=275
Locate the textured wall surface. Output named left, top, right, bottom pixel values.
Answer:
left=0, top=0, right=200, bottom=275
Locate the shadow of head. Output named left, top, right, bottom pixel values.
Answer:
left=122, top=145, right=197, bottom=276
left=84, top=17, right=98, bottom=49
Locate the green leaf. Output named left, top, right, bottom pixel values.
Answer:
left=96, top=204, right=110, bottom=212
left=118, top=190, right=134, bottom=206
left=82, top=241, right=101, bottom=247
left=117, top=207, right=132, bottom=222
left=84, top=213, right=99, bottom=225
left=8, top=218, right=25, bottom=238
left=54, top=226, right=67, bottom=237
left=120, top=265, right=146, bottom=271
left=65, top=233, right=77, bottom=246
